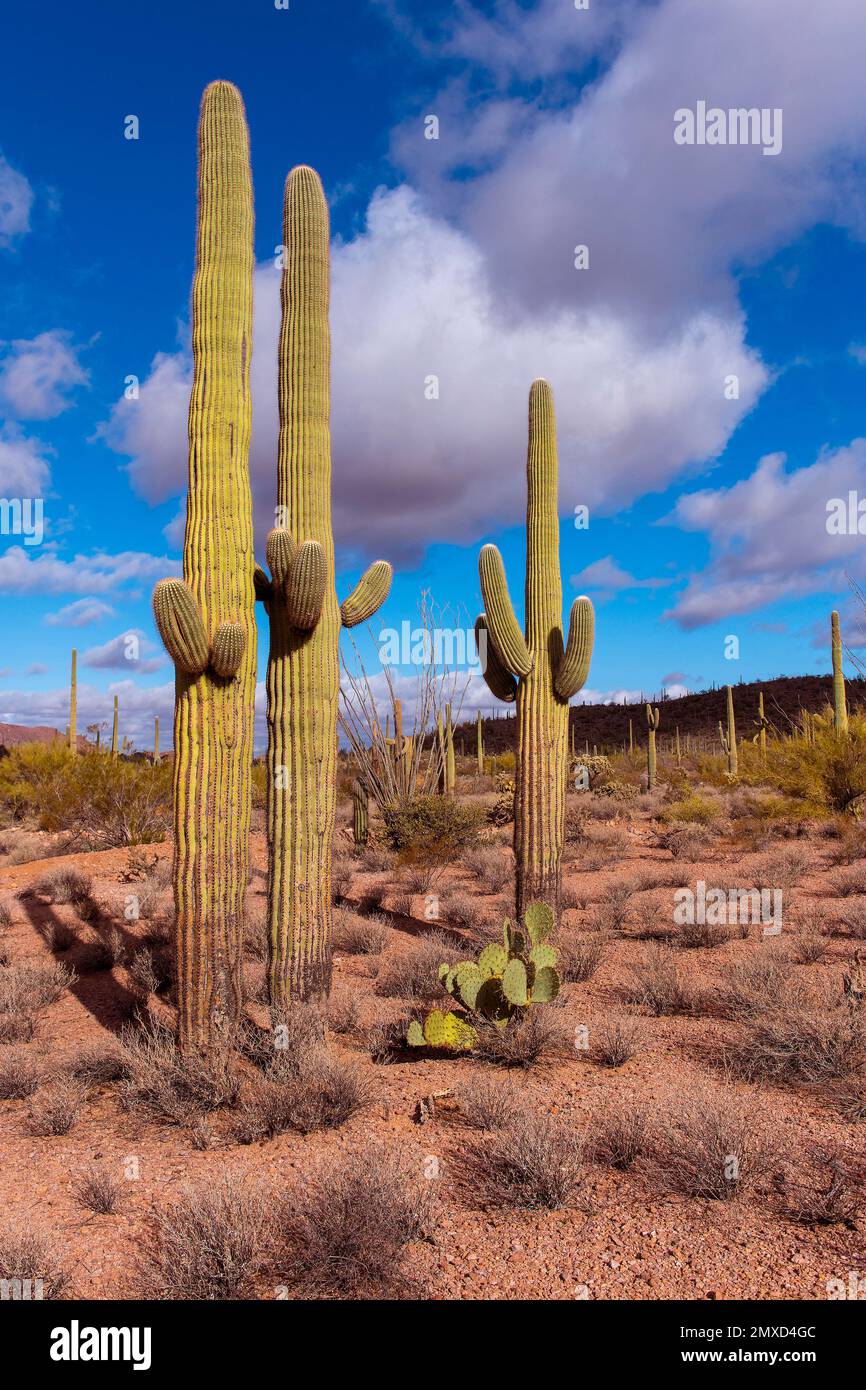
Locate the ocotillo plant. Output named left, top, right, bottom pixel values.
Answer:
left=832, top=610, right=848, bottom=734
left=352, top=778, right=368, bottom=846
left=646, top=704, right=659, bottom=789
left=151, top=82, right=257, bottom=1052
left=256, top=165, right=392, bottom=1008
left=68, top=650, right=77, bottom=754
left=477, top=380, right=594, bottom=920
left=476, top=709, right=484, bottom=775
left=111, top=695, right=118, bottom=758
left=720, top=685, right=738, bottom=776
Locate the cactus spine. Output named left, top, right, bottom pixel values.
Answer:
left=151, top=82, right=257, bottom=1051
left=68, top=649, right=77, bottom=754
left=477, top=381, right=594, bottom=921
left=646, top=704, right=659, bottom=789
left=111, top=695, right=118, bottom=758
left=832, top=610, right=848, bottom=735
left=476, top=709, right=484, bottom=775
left=352, top=778, right=369, bottom=846
left=258, top=166, right=392, bottom=1008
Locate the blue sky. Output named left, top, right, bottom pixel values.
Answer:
left=2, top=0, right=866, bottom=749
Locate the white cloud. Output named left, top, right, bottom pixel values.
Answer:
left=0, top=679, right=176, bottom=749
left=0, top=425, right=52, bottom=496
left=0, top=331, right=89, bottom=419
left=664, top=442, right=866, bottom=628
left=45, top=598, right=115, bottom=628
left=0, top=153, right=34, bottom=249
left=0, top=546, right=178, bottom=597
left=571, top=554, right=672, bottom=600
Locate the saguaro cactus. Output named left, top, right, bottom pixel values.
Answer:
left=256, top=165, right=392, bottom=1009
left=352, top=778, right=368, bottom=846
left=646, top=704, right=659, bottom=789
left=476, top=709, right=484, bottom=775
left=628, top=717, right=634, bottom=756
left=477, top=380, right=594, bottom=921
left=151, top=82, right=257, bottom=1051
left=111, top=695, right=118, bottom=758
left=832, top=610, right=848, bottom=735
left=445, top=702, right=456, bottom=796
left=153, top=717, right=160, bottom=765
left=675, top=725, right=681, bottom=766
left=68, top=650, right=77, bottom=754
left=720, top=684, right=738, bottom=776
left=753, top=690, right=769, bottom=760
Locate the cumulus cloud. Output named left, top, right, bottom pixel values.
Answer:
left=0, top=153, right=34, bottom=249
left=44, top=598, right=115, bottom=628
left=0, top=546, right=178, bottom=597
left=571, top=555, right=673, bottom=601
left=664, top=443, right=866, bottom=628
left=81, top=629, right=163, bottom=674
left=0, top=331, right=89, bottom=419
left=0, top=425, right=52, bottom=496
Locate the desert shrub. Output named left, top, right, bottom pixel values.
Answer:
left=367, top=1019, right=408, bottom=1064
left=458, top=1073, right=521, bottom=1130
left=74, top=1165, right=122, bottom=1215
left=26, top=1077, right=88, bottom=1136
left=235, top=1053, right=370, bottom=1141
left=332, top=908, right=388, bottom=956
left=455, top=1109, right=584, bottom=1210
left=381, top=797, right=484, bottom=856
left=139, top=1176, right=270, bottom=1300
left=661, top=794, right=721, bottom=825
left=130, top=948, right=162, bottom=996
left=474, top=1010, right=566, bottom=1068
left=716, top=952, right=793, bottom=1019
left=375, top=932, right=453, bottom=1001
left=587, top=1096, right=648, bottom=1170
left=675, top=917, right=731, bottom=949
left=792, top=926, right=831, bottom=965
left=783, top=1149, right=865, bottom=1226
left=327, top=986, right=360, bottom=1035
left=439, top=890, right=475, bottom=927
left=120, top=1022, right=240, bottom=1125
left=0, top=1048, right=40, bottom=1099
left=0, top=1219, right=67, bottom=1298
left=728, top=1000, right=864, bottom=1087
left=0, top=960, right=74, bottom=1041
left=0, top=897, right=14, bottom=928
left=274, top=1145, right=435, bottom=1298
left=0, top=746, right=172, bottom=846
left=643, top=1083, right=777, bottom=1200
left=558, top=931, right=605, bottom=983
left=625, top=944, right=694, bottom=1015
left=65, top=1042, right=130, bottom=1084
left=465, top=846, right=512, bottom=895
left=829, top=867, right=866, bottom=898
left=590, top=1017, right=642, bottom=1067
left=759, top=716, right=866, bottom=816
left=34, top=867, right=93, bottom=909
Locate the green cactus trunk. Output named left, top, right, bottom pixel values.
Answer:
left=628, top=717, right=633, bottom=756
left=725, top=684, right=738, bottom=776
left=646, top=704, right=659, bottom=789
left=260, top=167, right=392, bottom=1009
left=151, top=83, right=257, bottom=1052
left=675, top=725, right=681, bottom=765
left=68, top=650, right=77, bottom=754
left=478, top=382, right=594, bottom=924
left=757, top=691, right=767, bottom=760
left=445, top=702, right=456, bottom=797
left=476, top=709, right=484, bottom=775
left=111, top=696, right=118, bottom=759
left=832, top=610, right=848, bottom=735
left=352, top=778, right=368, bottom=846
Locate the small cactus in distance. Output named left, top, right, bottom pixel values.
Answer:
left=832, top=610, right=848, bottom=735
left=476, top=709, right=484, bottom=775
left=111, top=695, right=119, bottom=759
left=445, top=702, right=455, bottom=796
left=352, top=778, right=369, bottom=846
left=646, top=704, right=659, bottom=790
left=407, top=901, right=560, bottom=1050
left=720, top=685, right=738, bottom=776
left=68, top=650, right=77, bottom=754
left=753, top=690, right=769, bottom=759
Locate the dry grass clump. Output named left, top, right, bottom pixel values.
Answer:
left=65, top=1042, right=130, bottom=1085
left=119, top=1022, right=240, bottom=1125
left=274, top=1145, right=435, bottom=1298
left=592, top=883, right=634, bottom=934
left=465, top=846, right=512, bottom=895
left=73, top=1164, right=122, bottom=1215
left=829, top=866, right=866, bottom=898
left=139, top=1176, right=270, bottom=1300
left=455, top=1108, right=584, bottom=1210
left=558, top=931, right=605, bottom=983
left=586, top=1095, right=648, bottom=1170
left=783, top=1148, right=865, bottom=1227
left=792, top=924, right=831, bottom=965
left=750, top=848, right=809, bottom=895
left=715, top=952, right=793, bottom=1019
left=374, top=931, right=452, bottom=1001
left=26, top=1076, right=88, bottom=1136
left=642, top=1083, right=778, bottom=1201
left=661, top=824, right=715, bottom=861
left=0, top=1219, right=67, bottom=1299
left=458, top=1073, right=522, bottom=1130
left=332, top=907, right=388, bottom=956
left=327, top=986, right=359, bottom=1035
left=589, top=1017, right=642, bottom=1068
left=37, top=919, right=77, bottom=953
left=625, top=944, right=695, bottom=1015
left=33, top=867, right=94, bottom=912
left=474, top=1010, right=567, bottom=1068
left=0, top=1047, right=41, bottom=1099
left=235, top=1052, right=370, bottom=1142
left=0, top=897, right=14, bottom=928
left=727, top=997, right=864, bottom=1088
left=0, top=960, right=75, bottom=1041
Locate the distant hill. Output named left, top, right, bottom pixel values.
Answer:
left=0, top=723, right=89, bottom=755
left=458, top=675, right=866, bottom=755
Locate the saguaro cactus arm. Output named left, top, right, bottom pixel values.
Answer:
left=340, top=560, right=393, bottom=628
left=478, top=544, right=533, bottom=678
left=284, top=539, right=327, bottom=630
left=152, top=579, right=210, bottom=676
left=554, top=596, right=595, bottom=699
left=647, top=704, right=660, bottom=731
left=475, top=613, right=518, bottom=702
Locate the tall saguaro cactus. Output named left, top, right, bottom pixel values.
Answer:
left=646, top=704, right=659, bottom=789
left=476, top=709, right=484, bottom=775
left=754, top=690, right=769, bottom=760
left=256, top=166, right=392, bottom=1009
left=68, top=650, right=77, bottom=754
left=111, top=695, right=119, bottom=758
left=151, top=82, right=257, bottom=1052
left=477, top=380, right=594, bottom=921
left=831, top=610, right=848, bottom=735
left=719, top=684, right=738, bottom=775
